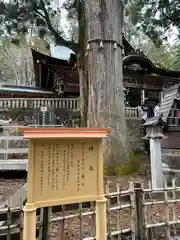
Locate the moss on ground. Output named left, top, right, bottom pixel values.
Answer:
left=104, top=149, right=147, bottom=176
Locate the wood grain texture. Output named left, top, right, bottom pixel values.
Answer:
left=84, top=0, right=128, bottom=163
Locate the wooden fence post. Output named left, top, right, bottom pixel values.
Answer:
left=134, top=183, right=146, bottom=240
left=42, top=207, right=50, bottom=240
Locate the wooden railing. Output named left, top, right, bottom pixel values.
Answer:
left=0, top=98, right=80, bottom=110
left=0, top=126, right=28, bottom=170
left=0, top=98, right=141, bottom=119
left=125, top=107, right=140, bottom=119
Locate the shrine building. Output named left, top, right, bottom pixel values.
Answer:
left=30, top=36, right=180, bottom=110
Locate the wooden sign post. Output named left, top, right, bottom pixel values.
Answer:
left=20, top=128, right=110, bottom=240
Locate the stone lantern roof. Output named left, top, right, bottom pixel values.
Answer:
left=143, top=116, right=166, bottom=139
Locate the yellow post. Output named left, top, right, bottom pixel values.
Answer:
left=96, top=197, right=107, bottom=240
left=23, top=204, right=37, bottom=240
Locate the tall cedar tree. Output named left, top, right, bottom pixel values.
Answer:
left=1, top=0, right=129, bottom=163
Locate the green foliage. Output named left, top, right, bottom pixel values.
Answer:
left=104, top=149, right=146, bottom=176
left=1, top=0, right=180, bottom=72
left=124, top=18, right=180, bottom=71
left=141, top=42, right=180, bottom=71
left=125, top=0, right=180, bottom=46
left=0, top=0, right=60, bottom=42
left=0, top=0, right=77, bottom=51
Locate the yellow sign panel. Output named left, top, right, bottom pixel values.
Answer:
left=21, top=128, right=109, bottom=240
left=31, top=138, right=99, bottom=206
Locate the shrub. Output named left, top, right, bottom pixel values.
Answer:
left=104, top=149, right=146, bottom=176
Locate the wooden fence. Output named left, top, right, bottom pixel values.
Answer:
left=0, top=125, right=81, bottom=170
left=0, top=126, right=27, bottom=170
left=1, top=180, right=180, bottom=239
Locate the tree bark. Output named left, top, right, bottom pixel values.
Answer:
left=77, top=0, right=89, bottom=127
left=77, top=65, right=88, bottom=127
left=84, top=0, right=128, bottom=163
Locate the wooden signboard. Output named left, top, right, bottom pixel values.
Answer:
left=30, top=138, right=99, bottom=206
left=20, top=128, right=110, bottom=240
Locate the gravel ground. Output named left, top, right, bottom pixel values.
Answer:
left=0, top=178, right=26, bottom=204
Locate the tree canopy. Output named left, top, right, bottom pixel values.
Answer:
left=0, top=0, right=77, bottom=51
left=124, top=20, right=180, bottom=71
left=1, top=0, right=180, bottom=71
left=125, top=0, right=180, bottom=46
left=2, top=0, right=180, bottom=48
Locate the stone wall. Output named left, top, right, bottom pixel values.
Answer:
left=126, top=119, right=144, bottom=150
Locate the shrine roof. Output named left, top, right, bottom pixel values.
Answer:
left=32, top=36, right=135, bottom=65
left=31, top=48, right=70, bottom=66
left=143, top=116, right=165, bottom=127
left=32, top=44, right=180, bottom=80
left=160, top=84, right=180, bottom=123
left=50, top=45, right=75, bottom=60
left=123, top=54, right=180, bottom=78
left=0, top=85, right=56, bottom=95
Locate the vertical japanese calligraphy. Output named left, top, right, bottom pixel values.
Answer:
left=66, top=144, right=70, bottom=182
left=81, top=142, right=85, bottom=187
left=47, top=144, right=51, bottom=188
left=33, top=139, right=99, bottom=203
left=51, top=144, right=55, bottom=191
left=70, top=144, right=74, bottom=167
left=40, top=143, right=44, bottom=195
left=55, top=144, right=60, bottom=191
left=76, top=156, right=80, bottom=191
left=63, top=149, right=66, bottom=189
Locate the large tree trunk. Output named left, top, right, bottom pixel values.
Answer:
left=77, top=65, right=88, bottom=127
left=84, top=0, right=128, bottom=163
left=77, top=1, right=89, bottom=127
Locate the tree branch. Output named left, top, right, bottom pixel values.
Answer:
left=36, top=10, right=46, bottom=20
left=38, top=0, right=78, bottom=53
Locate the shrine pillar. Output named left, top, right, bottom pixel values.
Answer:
left=141, top=89, right=145, bottom=104
left=159, top=91, right=164, bottom=102
left=143, top=118, right=165, bottom=190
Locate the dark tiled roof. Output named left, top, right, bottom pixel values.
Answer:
left=123, top=54, right=180, bottom=78
left=143, top=116, right=165, bottom=126
left=160, top=84, right=180, bottom=123
left=0, top=85, right=56, bottom=95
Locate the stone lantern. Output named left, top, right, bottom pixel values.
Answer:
left=143, top=116, right=166, bottom=190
